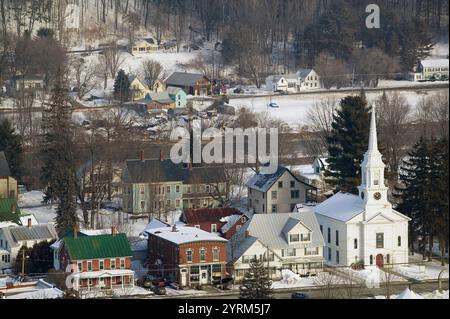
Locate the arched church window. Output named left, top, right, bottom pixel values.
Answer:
left=354, top=239, right=358, bottom=249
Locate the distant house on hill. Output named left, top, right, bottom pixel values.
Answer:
left=5, top=75, right=45, bottom=97
left=265, top=69, right=321, bottom=93
left=412, top=59, right=449, bottom=82
left=165, top=72, right=212, bottom=96
left=129, top=38, right=159, bottom=54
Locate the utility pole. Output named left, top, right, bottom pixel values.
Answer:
left=21, top=249, right=25, bottom=275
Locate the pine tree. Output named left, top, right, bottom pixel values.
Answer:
left=40, top=73, right=78, bottom=235
left=113, top=69, right=131, bottom=102
left=325, top=96, right=370, bottom=194
left=395, top=137, right=432, bottom=256
left=428, top=138, right=449, bottom=265
left=0, top=118, right=24, bottom=180
left=239, top=258, right=273, bottom=299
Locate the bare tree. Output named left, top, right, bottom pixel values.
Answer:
left=141, top=59, right=165, bottom=84
left=306, top=97, right=339, bottom=155
left=314, top=52, right=351, bottom=89
left=376, top=92, right=411, bottom=178
left=69, top=57, right=102, bottom=99
left=416, top=91, right=449, bottom=139
left=313, top=272, right=341, bottom=299
left=102, top=44, right=125, bottom=80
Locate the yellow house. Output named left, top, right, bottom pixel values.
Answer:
left=0, top=152, right=17, bottom=199
left=129, top=76, right=151, bottom=101
left=130, top=38, right=159, bottom=54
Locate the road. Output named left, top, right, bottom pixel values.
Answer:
left=184, top=280, right=449, bottom=300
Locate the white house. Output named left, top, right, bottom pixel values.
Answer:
left=0, top=224, right=58, bottom=271
left=314, top=106, right=410, bottom=268
left=412, top=59, right=449, bottom=82
left=229, top=208, right=325, bottom=282
left=297, top=69, right=321, bottom=90
left=247, top=166, right=318, bottom=214
left=266, top=69, right=321, bottom=93
left=265, top=75, right=288, bottom=92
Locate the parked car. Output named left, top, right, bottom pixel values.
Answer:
left=268, top=102, right=280, bottom=108
left=152, top=285, right=167, bottom=295
left=233, top=88, right=244, bottom=94
left=291, top=292, right=310, bottom=299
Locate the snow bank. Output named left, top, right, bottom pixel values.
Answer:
left=396, top=288, right=424, bottom=299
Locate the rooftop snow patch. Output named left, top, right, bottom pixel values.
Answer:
left=146, top=226, right=227, bottom=245
left=314, top=192, right=364, bottom=222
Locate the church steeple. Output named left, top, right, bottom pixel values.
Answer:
left=368, top=105, right=380, bottom=155
left=358, top=106, right=390, bottom=215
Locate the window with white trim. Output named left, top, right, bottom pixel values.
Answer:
left=212, top=247, right=220, bottom=261
left=200, top=248, right=207, bottom=262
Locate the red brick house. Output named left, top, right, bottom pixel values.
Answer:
left=180, top=207, right=249, bottom=240
left=146, top=225, right=228, bottom=288
left=52, top=227, right=134, bottom=295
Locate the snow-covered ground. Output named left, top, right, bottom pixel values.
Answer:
left=18, top=190, right=183, bottom=238
left=394, top=264, right=449, bottom=281
left=271, top=270, right=342, bottom=289
left=165, top=287, right=208, bottom=297
left=335, top=266, right=407, bottom=285
left=374, top=289, right=449, bottom=300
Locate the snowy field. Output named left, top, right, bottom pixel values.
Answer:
left=228, top=88, right=448, bottom=127
left=271, top=270, right=342, bottom=289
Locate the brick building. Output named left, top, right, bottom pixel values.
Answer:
left=146, top=225, right=228, bottom=288
left=52, top=227, right=134, bottom=295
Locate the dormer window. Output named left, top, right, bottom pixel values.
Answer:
left=301, top=233, right=311, bottom=242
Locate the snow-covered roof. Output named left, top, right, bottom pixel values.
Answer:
left=0, top=279, right=64, bottom=299
left=244, top=210, right=324, bottom=249
left=19, top=215, right=38, bottom=226
left=144, top=218, right=170, bottom=233
left=421, top=59, right=449, bottom=68
left=146, top=226, right=227, bottom=245
left=220, top=215, right=241, bottom=234
left=314, top=192, right=364, bottom=222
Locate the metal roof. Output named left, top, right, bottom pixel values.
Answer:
left=165, top=72, right=209, bottom=87
left=245, top=211, right=324, bottom=249
left=9, top=224, right=57, bottom=242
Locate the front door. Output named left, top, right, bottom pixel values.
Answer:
left=99, top=277, right=105, bottom=289
left=181, top=269, right=187, bottom=287
left=200, top=269, right=208, bottom=285
left=376, top=254, right=384, bottom=268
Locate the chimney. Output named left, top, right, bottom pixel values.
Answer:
left=245, top=230, right=250, bottom=238
left=111, top=226, right=117, bottom=236
left=172, top=225, right=177, bottom=232
left=27, top=218, right=32, bottom=228
left=160, top=148, right=164, bottom=161
left=188, top=161, right=192, bottom=171
left=74, top=223, right=80, bottom=240
left=140, top=150, right=144, bottom=161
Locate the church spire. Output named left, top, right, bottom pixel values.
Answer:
left=368, top=105, right=379, bottom=154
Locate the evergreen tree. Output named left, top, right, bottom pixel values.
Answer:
left=113, top=69, right=131, bottom=102
left=15, top=241, right=55, bottom=275
left=428, top=138, right=449, bottom=265
left=0, top=118, right=24, bottom=180
left=40, top=74, right=78, bottom=235
left=325, top=96, right=370, bottom=194
left=395, top=137, right=432, bottom=256
left=239, top=258, right=273, bottom=299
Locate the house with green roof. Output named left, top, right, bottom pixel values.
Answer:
left=52, top=226, right=135, bottom=294
left=0, top=198, right=21, bottom=224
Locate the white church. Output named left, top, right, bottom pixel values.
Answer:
left=315, top=106, right=410, bottom=268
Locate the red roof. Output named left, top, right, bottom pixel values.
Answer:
left=182, top=207, right=242, bottom=224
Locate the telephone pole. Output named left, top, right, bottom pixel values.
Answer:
left=21, top=249, right=26, bottom=275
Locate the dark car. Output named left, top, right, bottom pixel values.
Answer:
left=152, top=285, right=167, bottom=295
left=233, top=88, right=245, bottom=94
left=291, top=292, right=310, bottom=299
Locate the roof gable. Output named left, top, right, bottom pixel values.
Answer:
left=165, top=72, right=209, bottom=87
left=0, top=152, right=11, bottom=176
